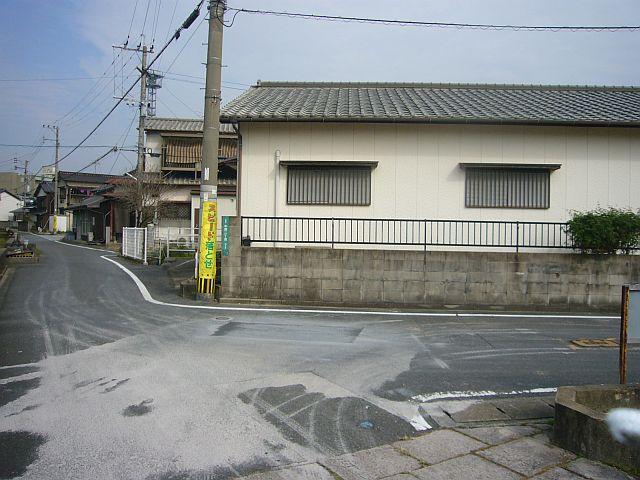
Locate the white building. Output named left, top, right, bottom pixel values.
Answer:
left=0, top=188, right=22, bottom=224
left=221, top=82, right=640, bottom=249
left=144, top=118, right=237, bottom=239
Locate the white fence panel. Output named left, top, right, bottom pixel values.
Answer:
left=122, top=227, right=147, bottom=263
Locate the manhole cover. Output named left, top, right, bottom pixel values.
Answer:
left=571, top=338, right=618, bottom=348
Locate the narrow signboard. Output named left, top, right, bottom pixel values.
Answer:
left=629, top=286, right=640, bottom=344
left=198, top=201, right=217, bottom=279
left=221, top=216, right=230, bottom=256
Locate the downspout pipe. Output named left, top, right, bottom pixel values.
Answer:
left=273, top=149, right=281, bottom=247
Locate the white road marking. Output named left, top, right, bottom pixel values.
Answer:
left=409, top=412, right=432, bottom=431
left=412, top=387, right=558, bottom=403
left=44, top=236, right=620, bottom=320
left=446, top=347, right=571, bottom=357
left=459, top=351, right=573, bottom=361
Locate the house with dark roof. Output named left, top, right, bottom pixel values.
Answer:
left=143, top=118, right=238, bottom=238
left=220, top=81, right=640, bottom=248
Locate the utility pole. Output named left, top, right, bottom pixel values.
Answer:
left=44, top=124, right=60, bottom=231
left=137, top=44, right=148, bottom=174
left=112, top=40, right=149, bottom=174
left=197, top=0, right=225, bottom=295
left=22, top=160, right=29, bottom=207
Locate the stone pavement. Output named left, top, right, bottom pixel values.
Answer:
left=238, top=419, right=637, bottom=480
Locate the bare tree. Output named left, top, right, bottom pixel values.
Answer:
left=112, top=172, right=170, bottom=227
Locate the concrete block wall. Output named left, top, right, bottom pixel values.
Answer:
left=220, top=218, right=640, bottom=311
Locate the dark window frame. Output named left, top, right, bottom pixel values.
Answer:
left=286, top=165, right=372, bottom=206
left=463, top=165, right=556, bottom=209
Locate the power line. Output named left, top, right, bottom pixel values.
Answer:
left=47, top=0, right=206, bottom=168
left=0, top=144, right=136, bottom=149
left=226, top=7, right=640, bottom=32
left=0, top=76, right=116, bottom=82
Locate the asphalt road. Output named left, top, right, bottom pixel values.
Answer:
left=0, top=234, right=637, bottom=479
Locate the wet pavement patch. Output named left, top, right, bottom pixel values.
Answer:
left=102, top=378, right=130, bottom=393
left=146, top=457, right=281, bottom=480
left=0, top=366, right=39, bottom=380
left=238, top=384, right=415, bottom=456
left=0, top=431, right=46, bottom=479
left=4, top=404, right=40, bottom=418
left=0, top=377, right=41, bottom=408
left=123, top=399, right=154, bottom=417
left=213, top=322, right=362, bottom=344
left=73, top=377, right=105, bottom=389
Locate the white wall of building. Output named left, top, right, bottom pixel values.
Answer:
left=239, top=122, right=640, bottom=222
left=0, top=190, right=22, bottom=222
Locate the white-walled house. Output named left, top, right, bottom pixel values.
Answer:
left=0, top=188, right=22, bottom=225
left=144, top=118, right=237, bottom=239
left=221, top=82, right=640, bottom=249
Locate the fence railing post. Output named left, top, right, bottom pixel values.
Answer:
left=423, top=219, right=427, bottom=252
left=515, top=221, right=520, bottom=254
left=143, top=228, right=148, bottom=265
left=331, top=217, right=335, bottom=249
left=166, top=236, right=170, bottom=260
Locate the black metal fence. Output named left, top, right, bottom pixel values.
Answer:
left=241, top=216, right=573, bottom=251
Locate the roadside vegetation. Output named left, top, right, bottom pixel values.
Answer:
left=567, top=208, right=640, bottom=254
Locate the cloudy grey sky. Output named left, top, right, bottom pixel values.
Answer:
left=1, top=0, right=638, bottom=174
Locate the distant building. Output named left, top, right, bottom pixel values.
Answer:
left=144, top=117, right=237, bottom=238
left=0, top=188, right=22, bottom=226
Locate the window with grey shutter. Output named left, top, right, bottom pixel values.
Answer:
left=287, top=165, right=371, bottom=206
left=462, top=164, right=559, bottom=209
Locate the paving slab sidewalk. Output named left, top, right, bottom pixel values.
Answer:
left=238, top=420, right=637, bottom=480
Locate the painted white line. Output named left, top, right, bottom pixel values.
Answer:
left=99, top=254, right=621, bottom=319
left=28, top=234, right=115, bottom=253
left=459, top=351, right=573, bottom=361
left=447, top=347, right=571, bottom=357
left=412, top=387, right=558, bottom=403
left=409, top=412, right=432, bottom=431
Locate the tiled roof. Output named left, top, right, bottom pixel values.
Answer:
left=145, top=117, right=236, bottom=134
left=59, top=171, right=121, bottom=185
left=220, top=82, right=640, bottom=127
left=37, top=181, right=54, bottom=194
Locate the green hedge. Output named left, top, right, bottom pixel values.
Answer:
left=566, top=208, right=640, bottom=254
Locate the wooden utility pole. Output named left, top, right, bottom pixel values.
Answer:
left=197, top=0, right=225, bottom=295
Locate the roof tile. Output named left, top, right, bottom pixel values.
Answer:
left=221, top=82, right=640, bottom=126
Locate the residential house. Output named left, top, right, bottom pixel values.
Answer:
left=220, top=81, right=640, bottom=249
left=33, top=181, right=55, bottom=230
left=0, top=188, right=22, bottom=226
left=144, top=117, right=238, bottom=238
left=69, top=181, right=129, bottom=243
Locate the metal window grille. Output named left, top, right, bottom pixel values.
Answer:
left=287, top=166, right=371, bottom=206
left=465, top=168, right=550, bottom=209
left=164, top=202, right=191, bottom=219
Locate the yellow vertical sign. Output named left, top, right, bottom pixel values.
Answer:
left=198, top=201, right=217, bottom=279
left=52, top=215, right=58, bottom=233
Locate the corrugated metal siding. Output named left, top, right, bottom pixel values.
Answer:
left=465, top=168, right=550, bottom=208
left=287, top=166, right=371, bottom=205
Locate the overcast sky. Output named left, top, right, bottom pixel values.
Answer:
left=1, top=0, right=638, bottom=174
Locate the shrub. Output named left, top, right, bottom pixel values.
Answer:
left=566, top=208, right=640, bottom=254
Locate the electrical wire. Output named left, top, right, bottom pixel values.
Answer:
left=45, top=0, right=206, bottom=168
left=225, top=7, right=640, bottom=32
left=0, top=144, right=135, bottom=148
left=108, top=112, right=138, bottom=174
left=163, top=85, right=203, bottom=115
